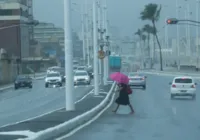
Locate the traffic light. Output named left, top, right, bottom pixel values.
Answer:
left=166, top=18, right=178, bottom=24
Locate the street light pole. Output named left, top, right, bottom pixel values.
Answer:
left=103, top=1, right=107, bottom=85
left=176, top=0, right=180, bottom=71
left=196, top=0, right=199, bottom=70
left=93, top=0, right=99, bottom=96
left=85, top=0, right=90, bottom=67
left=64, top=0, right=75, bottom=111
left=187, top=3, right=191, bottom=57
left=81, top=4, right=86, bottom=65
left=104, top=0, right=109, bottom=81
left=97, top=1, right=101, bottom=81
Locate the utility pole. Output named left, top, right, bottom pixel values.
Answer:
left=93, top=0, right=99, bottom=95
left=64, top=0, right=75, bottom=111
left=196, top=0, right=200, bottom=70
left=85, top=0, right=90, bottom=67
left=81, top=4, right=86, bottom=65
left=176, top=0, right=180, bottom=71
left=104, top=0, right=110, bottom=80
left=97, top=0, right=106, bottom=85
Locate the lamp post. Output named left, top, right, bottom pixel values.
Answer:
left=64, top=0, right=75, bottom=111
left=93, top=0, right=99, bottom=96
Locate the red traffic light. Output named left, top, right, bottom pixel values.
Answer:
left=167, top=19, right=171, bottom=24
left=166, top=18, right=178, bottom=24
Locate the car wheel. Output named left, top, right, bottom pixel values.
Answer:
left=45, top=83, right=48, bottom=88
left=170, top=94, right=174, bottom=99
left=29, top=85, right=32, bottom=88
left=14, top=86, right=18, bottom=90
left=60, top=83, right=62, bottom=87
left=142, top=85, right=146, bottom=90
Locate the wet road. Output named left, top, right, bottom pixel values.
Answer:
left=66, top=74, right=200, bottom=140
left=0, top=79, right=93, bottom=127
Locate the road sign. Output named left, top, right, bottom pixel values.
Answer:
left=98, top=50, right=105, bottom=59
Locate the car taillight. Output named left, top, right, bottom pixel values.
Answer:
left=141, top=78, right=144, bottom=80
left=191, top=85, right=195, bottom=88
left=172, top=84, right=176, bottom=87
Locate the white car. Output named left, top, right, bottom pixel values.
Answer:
left=45, top=72, right=62, bottom=87
left=74, top=70, right=90, bottom=85
left=47, top=66, right=61, bottom=74
left=170, top=76, right=197, bottom=99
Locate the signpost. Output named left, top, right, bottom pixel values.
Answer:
left=98, top=50, right=105, bottom=59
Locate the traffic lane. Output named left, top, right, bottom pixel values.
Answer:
left=66, top=75, right=200, bottom=140
left=0, top=79, right=45, bottom=101
left=0, top=85, right=93, bottom=127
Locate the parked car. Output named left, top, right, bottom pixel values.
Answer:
left=14, top=75, right=33, bottom=90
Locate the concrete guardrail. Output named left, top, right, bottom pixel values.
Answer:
left=25, top=82, right=117, bottom=140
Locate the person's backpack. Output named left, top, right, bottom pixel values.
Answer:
left=127, top=85, right=132, bottom=95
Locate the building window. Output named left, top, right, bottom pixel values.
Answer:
left=0, top=9, right=13, bottom=15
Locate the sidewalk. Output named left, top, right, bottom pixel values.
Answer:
left=0, top=85, right=111, bottom=140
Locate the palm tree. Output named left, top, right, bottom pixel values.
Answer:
left=142, top=24, right=151, bottom=60
left=135, top=29, right=144, bottom=68
left=140, top=3, right=163, bottom=71
left=141, top=34, right=147, bottom=68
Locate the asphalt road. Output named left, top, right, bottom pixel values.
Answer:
left=66, top=74, right=200, bottom=140
left=0, top=79, right=93, bottom=127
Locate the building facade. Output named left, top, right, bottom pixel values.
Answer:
left=0, top=0, right=30, bottom=60
left=34, top=22, right=83, bottom=59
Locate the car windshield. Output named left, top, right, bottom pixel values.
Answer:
left=17, top=75, right=27, bottom=80
left=175, top=78, right=192, bottom=83
left=75, top=72, right=87, bottom=76
left=47, top=73, right=59, bottom=77
left=78, top=67, right=85, bottom=70
left=129, top=73, right=140, bottom=77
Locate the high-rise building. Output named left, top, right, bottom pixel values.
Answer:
left=0, top=0, right=30, bottom=60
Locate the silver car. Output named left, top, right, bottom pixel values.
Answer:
left=128, top=72, right=146, bottom=89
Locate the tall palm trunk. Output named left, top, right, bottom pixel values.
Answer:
left=143, top=40, right=146, bottom=68
left=153, top=35, right=156, bottom=62
left=147, top=33, right=151, bottom=68
left=152, top=21, right=163, bottom=71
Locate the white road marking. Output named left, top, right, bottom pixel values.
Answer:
left=0, top=130, right=35, bottom=137
left=56, top=88, right=116, bottom=140
left=0, top=88, right=94, bottom=129
left=93, top=95, right=105, bottom=98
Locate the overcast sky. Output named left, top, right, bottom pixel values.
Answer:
left=33, top=0, right=199, bottom=39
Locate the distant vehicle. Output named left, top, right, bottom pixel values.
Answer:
left=14, top=75, right=32, bottom=90
left=45, top=72, right=62, bottom=88
left=128, top=72, right=146, bottom=89
left=73, top=60, right=79, bottom=67
left=47, top=66, right=61, bottom=74
left=169, top=76, right=197, bottom=99
left=86, top=66, right=93, bottom=79
left=74, top=70, right=90, bottom=85
left=77, top=66, right=87, bottom=71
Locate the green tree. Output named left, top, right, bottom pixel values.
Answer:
left=140, top=3, right=163, bottom=71
left=142, top=24, right=151, bottom=59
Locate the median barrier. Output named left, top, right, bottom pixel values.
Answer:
left=139, top=70, right=200, bottom=79
left=27, top=82, right=116, bottom=140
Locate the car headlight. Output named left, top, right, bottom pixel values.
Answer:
left=85, top=77, right=89, bottom=80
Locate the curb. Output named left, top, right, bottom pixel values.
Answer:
left=26, top=82, right=116, bottom=140
left=0, top=76, right=45, bottom=93
left=139, top=71, right=200, bottom=79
